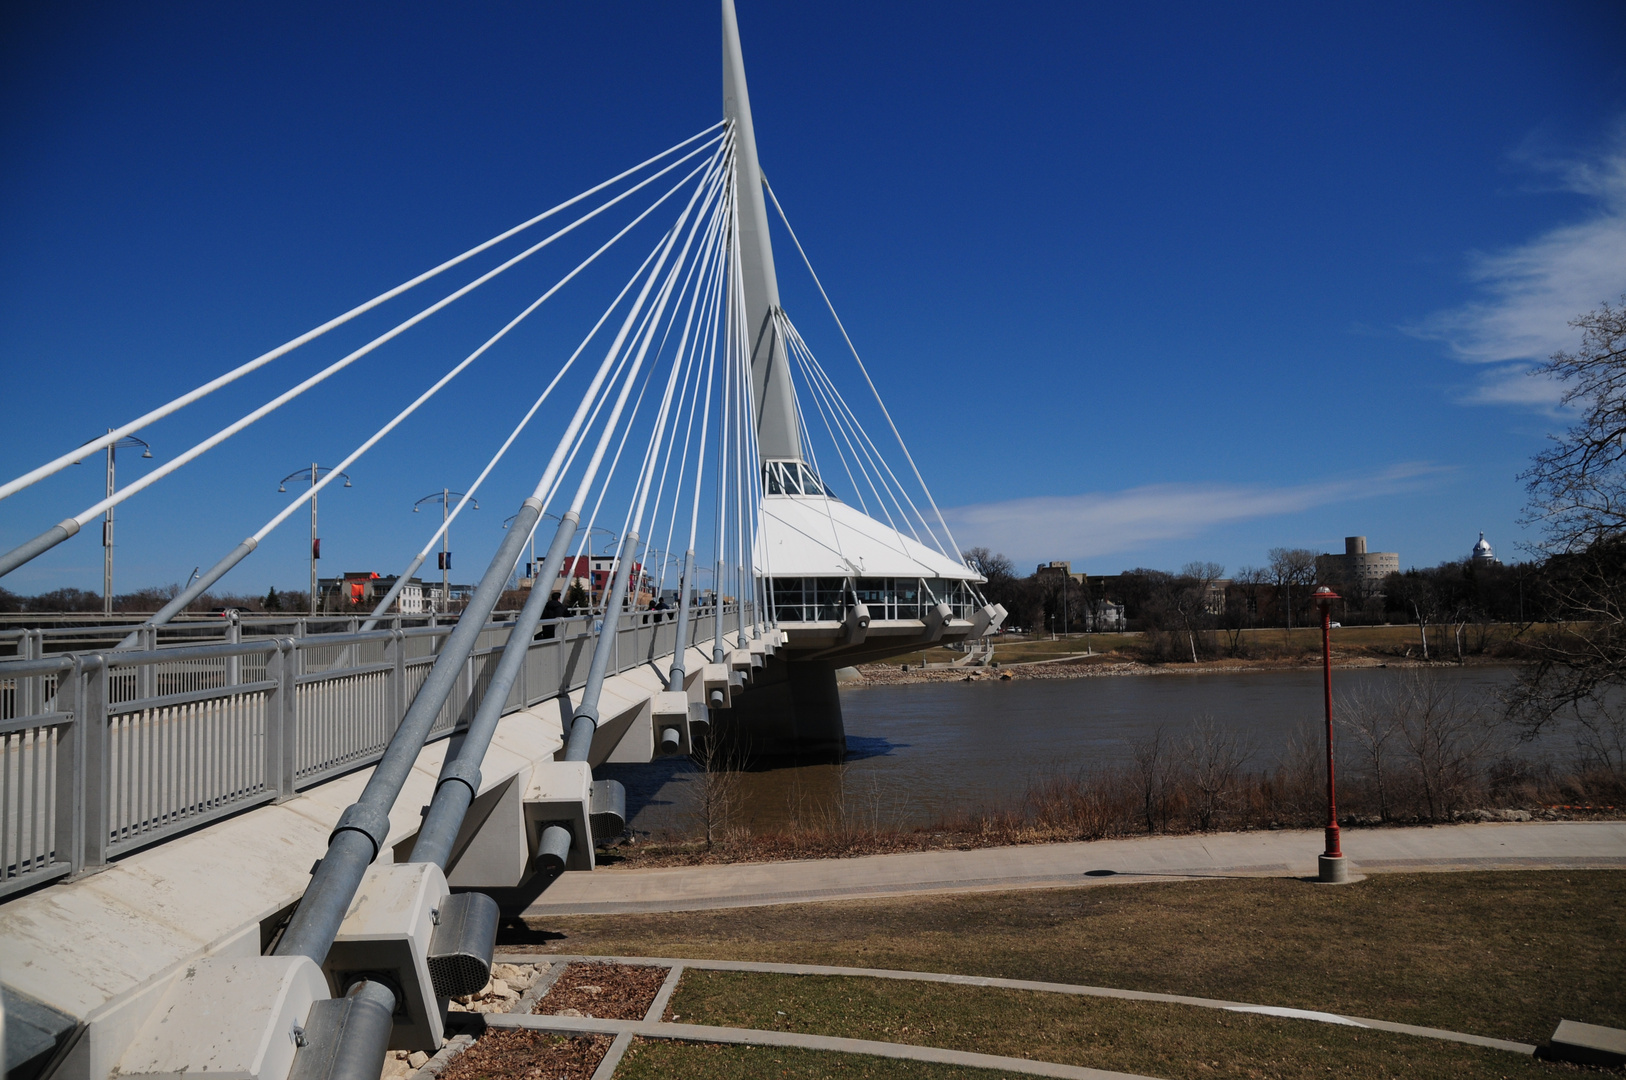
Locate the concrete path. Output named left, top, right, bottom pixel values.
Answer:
left=496, top=953, right=1536, bottom=1056
left=487, top=1011, right=1159, bottom=1080
left=523, top=820, right=1626, bottom=916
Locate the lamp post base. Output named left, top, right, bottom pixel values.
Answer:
left=1317, top=854, right=1350, bottom=883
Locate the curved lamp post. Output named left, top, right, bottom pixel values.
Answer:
left=1312, top=585, right=1348, bottom=883
left=278, top=464, right=351, bottom=615
left=414, top=489, right=475, bottom=612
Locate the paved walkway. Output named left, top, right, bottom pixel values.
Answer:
left=524, top=820, right=1626, bottom=915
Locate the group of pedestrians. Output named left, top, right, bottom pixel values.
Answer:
left=532, top=590, right=676, bottom=640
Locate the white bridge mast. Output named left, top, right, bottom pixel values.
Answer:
left=722, top=0, right=802, bottom=464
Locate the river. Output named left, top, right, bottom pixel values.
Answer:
left=600, top=665, right=1524, bottom=838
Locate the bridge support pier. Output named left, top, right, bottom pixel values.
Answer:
left=713, top=655, right=846, bottom=763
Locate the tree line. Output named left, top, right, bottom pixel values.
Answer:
left=966, top=544, right=1543, bottom=653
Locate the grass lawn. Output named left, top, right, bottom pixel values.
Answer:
left=616, top=1041, right=1021, bottom=1079
left=515, top=871, right=1624, bottom=1046
left=655, top=970, right=1568, bottom=1080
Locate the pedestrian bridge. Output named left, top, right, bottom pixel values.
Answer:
left=0, top=3, right=1003, bottom=1079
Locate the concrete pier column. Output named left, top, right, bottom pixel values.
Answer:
left=713, top=656, right=846, bottom=763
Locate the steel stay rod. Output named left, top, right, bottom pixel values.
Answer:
left=265, top=135, right=726, bottom=958
left=121, top=158, right=709, bottom=646
left=413, top=139, right=731, bottom=872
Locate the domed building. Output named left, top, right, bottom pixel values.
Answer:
left=1471, top=532, right=1500, bottom=567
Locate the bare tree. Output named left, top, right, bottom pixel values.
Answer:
left=688, top=735, right=743, bottom=849
left=1132, top=726, right=1171, bottom=834
left=1179, top=716, right=1252, bottom=831
left=1393, top=673, right=1500, bottom=819
left=963, top=546, right=1015, bottom=582
left=1522, top=296, right=1626, bottom=551
left=1510, top=298, right=1626, bottom=735
left=1338, top=686, right=1401, bottom=822
left=1173, top=562, right=1225, bottom=663
left=1267, top=548, right=1317, bottom=631
left=1224, top=566, right=1269, bottom=656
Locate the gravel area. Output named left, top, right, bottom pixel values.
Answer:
left=533, top=961, right=670, bottom=1021
left=436, top=1029, right=611, bottom=1080
left=448, top=962, right=540, bottom=1015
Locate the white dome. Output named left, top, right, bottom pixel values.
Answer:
left=1472, top=532, right=1494, bottom=558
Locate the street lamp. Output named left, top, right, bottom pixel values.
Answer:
left=77, top=430, right=154, bottom=617
left=1312, top=585, right=1348, bottom=883
left=414, top=490, right=476, bottom=613
left=279, top=464, right=352, bottom=616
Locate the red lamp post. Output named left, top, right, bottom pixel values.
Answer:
left=1312, top=585, right=1348, bottom=883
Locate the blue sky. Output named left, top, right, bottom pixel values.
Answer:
left=3, top=1, right=1625, bottom=595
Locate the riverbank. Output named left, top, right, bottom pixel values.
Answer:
left=599, top=805, right=1622, bottom=870
left=853, top=652, right=1505, bottom=685
left=866, top=623, right=1536, bottom=683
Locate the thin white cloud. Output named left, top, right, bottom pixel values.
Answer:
left=1413, top=124, right=1626, bottom=408
left=943, top=463, right=1444, bottom=565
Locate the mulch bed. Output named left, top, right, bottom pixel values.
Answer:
left=437, top=1029, right=611, bottom=1080
left=533, top=962, right=670, bottom=1020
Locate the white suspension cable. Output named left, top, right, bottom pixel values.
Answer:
left=656, top=185, right=733, bottom=597
left=781, top=311, right=866, bottom=515
left=521, top=131, right=731, bottom=517
left=48, top=151, right=723, bottom=544
left=787, top=318, right=943, bottom=552
left=783, top=318, right=946, bottom=574
left=254, top=162, right=708, bottom=549
left=0, top=124, right=724, bottom=505
left=762, top=175, right=966, bottom=563
left=403, top=230, right=673, bottom=568
left=637, top=187, right=731, bottom=595
left=558, top=145, right=731, bottom=600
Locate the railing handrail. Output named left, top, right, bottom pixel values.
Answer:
left=0, top=602, right=740, bottom=901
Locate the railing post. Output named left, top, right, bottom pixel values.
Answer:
left=138, top=625, right=156, bottom=699
left=53, top=658, right=84, bottom=875
left=22, top=629, right=41, bottom=715
left=226, top=611, right=241, bottom=687
left=387, top=629, right=406, bottom=726
left=81, top=656, right=110, bottom=868
left=267, top=639, right=298, bottom=799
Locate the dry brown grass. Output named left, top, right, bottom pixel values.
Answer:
left=515, top=871, right=1626, bottom=1045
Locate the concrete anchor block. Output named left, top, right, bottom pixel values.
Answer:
left=115, top=956, right=328, bottom=1080
left=1550, top=1020, right=1626, bottom=1066
left=686, top=700, right=710, bottom=736
left=522, top=761, right=594, bottom=873
left=702, top=663, right=731, bottom=708
left=599, top=694, right=654, bottom=764
left=652, top=690, right=691, bottom=756
left=410, top=776, right=528, bottom=891
left=323, top=862, right=448, bottom=1054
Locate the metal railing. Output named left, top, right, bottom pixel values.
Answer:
left=0, top=604, right=741, bottom=901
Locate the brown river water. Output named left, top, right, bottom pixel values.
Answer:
left=600, top=665, right=1525, bottom=838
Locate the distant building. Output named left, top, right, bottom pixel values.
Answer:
left=391, top=578, right=427, bottom=614
left=553, top=555, right=653, bottom=606
left=1035, top=560, right=1085, bottom=584
left=1471, top=532, right=1500, bottom=567
left=315, top=572, right=475, bottom=614
left=1086, top=599, right=1126, bottom=632
left=1315, top=536, right=1399, bottom=588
